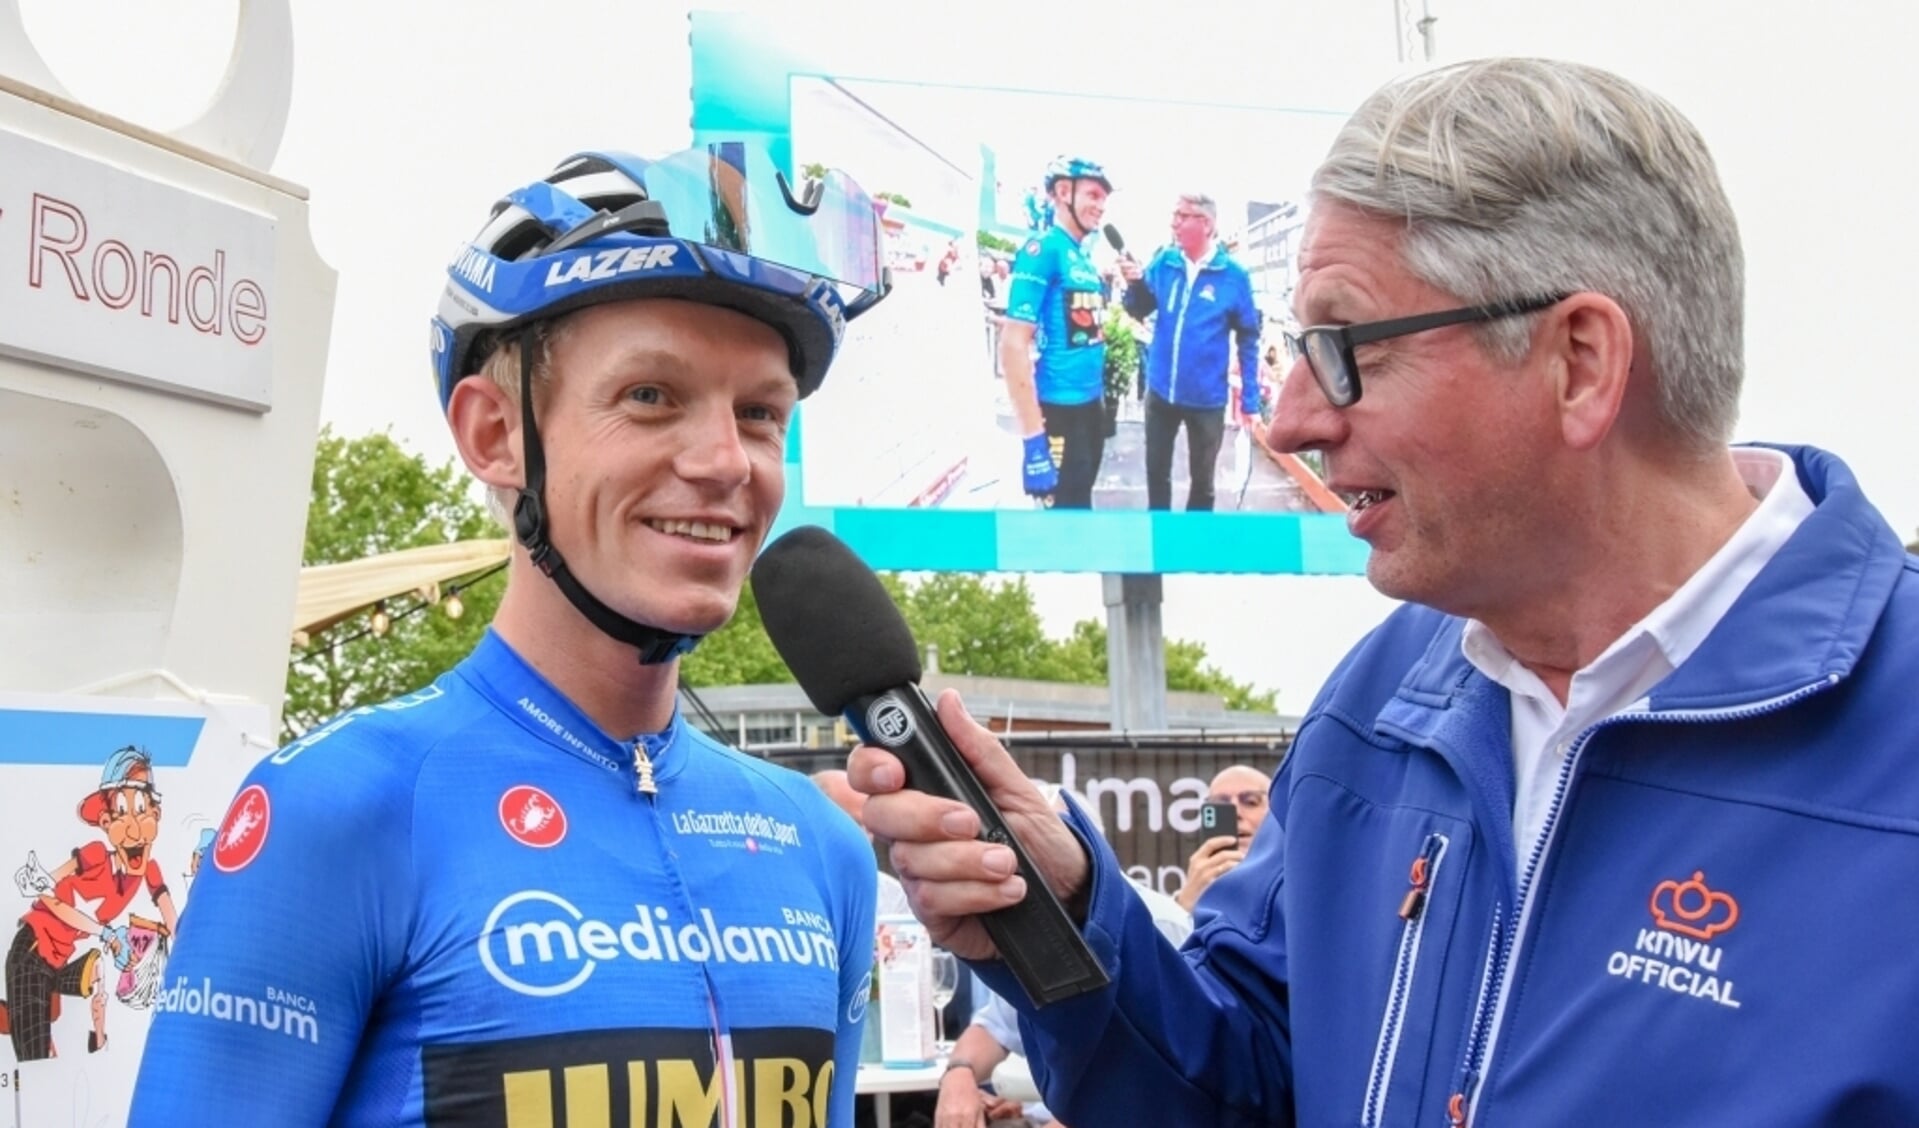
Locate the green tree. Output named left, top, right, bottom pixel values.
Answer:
left=1032, top=618, right=1109, bottom=685
left=1166, top=637, right=1278, bottom=713
left=683, top=571, right=1275, bottom=713
left=678, top=581, right=793, bottom=688
left=978, top=231, right=1018, bottom=255
left=897, top=573, right=1055, bottom=679
left=1058, top=619, right=1279, bottom=714
left=873, top=191, right=913, bottom=209
left=282, top=427, right=505, bottom=740
left=1103, top=306, right=1141, bottom=404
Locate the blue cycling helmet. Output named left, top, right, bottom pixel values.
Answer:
left=430, top=144, right=891, bottom=409
left=1042, top=156, right=1114, bottom=194
left=426, top=144, right=892, bottom=664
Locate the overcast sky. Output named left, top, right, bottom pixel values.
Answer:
left=19, top=0, right=1916, bottom=715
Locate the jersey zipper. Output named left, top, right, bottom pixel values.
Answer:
left=634, top=737, right=658, bottom=795
left=1447, top=673, right=1840, bottom=1126
left=1361, top=832, right=1450, bottom=1127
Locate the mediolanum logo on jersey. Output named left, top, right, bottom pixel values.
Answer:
left=479, top=890, right=840, bottom=997
left=154, top=976, right=320, bottom=1044
left=670, top=807, right=803, bottom=856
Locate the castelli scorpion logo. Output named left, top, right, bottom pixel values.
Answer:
left=499, top=785, right=568, bottom=849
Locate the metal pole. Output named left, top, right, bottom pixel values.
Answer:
left=1393, top=0, right=1438, bottom=63
left=1103, top=573, right=1167, bottom=731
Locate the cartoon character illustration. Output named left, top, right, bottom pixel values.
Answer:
left=188, top=826, right=218, bottom=883
left=0, top=745, right=180, bottom=1060
left=109, top=915, right=170, bottom=1009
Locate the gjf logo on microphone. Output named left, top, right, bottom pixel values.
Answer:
left=866, top=694, right=916, bottom=747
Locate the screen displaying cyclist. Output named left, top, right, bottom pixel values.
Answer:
left=1001, top=156, right=1115, bottom=509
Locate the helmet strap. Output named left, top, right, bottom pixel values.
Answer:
left=508, top=331, right=700, bottom=665
left=1063, top=182, right=1092, bottom=240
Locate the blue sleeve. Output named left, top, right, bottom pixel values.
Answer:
left=1234, top=268, right=1262, bottom=414
left=1004, top=237, right=1052, bottom=325
left=1122, top=269, right=1158, bottom=321
left=970, top=801, right=1296, bottom=1127
left=128, top=728, right=417, bottom=1127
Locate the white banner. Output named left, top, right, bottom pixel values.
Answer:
left=0, top=692, right=269, bottom=1127
left=0, top=126, right=278, bottom=411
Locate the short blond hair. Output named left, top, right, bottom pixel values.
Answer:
left=468, top=319, right=574, bottom=524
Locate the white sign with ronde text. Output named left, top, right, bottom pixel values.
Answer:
left=0, top=125, right=277, bottom=411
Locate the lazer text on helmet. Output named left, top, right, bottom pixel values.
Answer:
left=544, top=245, right=681, bottom=288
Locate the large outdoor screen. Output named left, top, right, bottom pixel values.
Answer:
left=690, top=10, right=1371, bottom=575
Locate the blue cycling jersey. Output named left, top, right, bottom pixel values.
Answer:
left=129, top=629, right=876, bottom=1127
left=1004, top=225, right=1107, bottom=406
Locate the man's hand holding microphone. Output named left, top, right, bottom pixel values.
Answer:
left=1108, top=223, right=1143, bottom=284
left=852, top=690, right=1094, bottom=962
left=753, top=527, right=1108, bottom=1003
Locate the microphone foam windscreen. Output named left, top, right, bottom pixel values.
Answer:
left=751, top=526, right=923, bottom=715
left=1102, top=223, right=1125, bottom=253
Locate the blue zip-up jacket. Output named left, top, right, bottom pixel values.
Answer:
left=1122, top=242, right=1261, bottom=413
left=980, top=445, right=1919, bottom=1126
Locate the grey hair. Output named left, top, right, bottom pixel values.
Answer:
left=1310, top=58, right=1743, bottom=451
left=1177, top=192, right=1217, bottom=221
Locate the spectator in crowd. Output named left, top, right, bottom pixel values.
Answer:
left=1256, top=342, right=1283, bottom=419
left=1118, top=192, right=1262, bottom=511
left=852, top=57, right=1919, bottom=1125
left=1174, top=763, right=1273, bottom=913
left=983, top=256, right=1011, bottom=378
left=814, top=767, right=912, bottom=918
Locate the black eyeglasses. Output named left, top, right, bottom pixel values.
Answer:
left=1281, top=292, right=1569, bottom=408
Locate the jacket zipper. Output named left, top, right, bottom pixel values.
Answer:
left=1168, top=272, right=1189, bottom=402
left=1361, top=832, right=1450, bottom=1127
left=1447, top=912, right=1503, bottom=1127
left=1446, top=674, right=1839, bottom=1126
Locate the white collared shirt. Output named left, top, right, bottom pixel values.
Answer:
left=1183, top=242, right=1214, bottom=290
left=1461, top=448, right=1814, bottom=886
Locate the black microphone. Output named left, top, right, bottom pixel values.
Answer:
left=751, top=526, right=1110, bottom=1007
left=1101, top=223, right=1128, bottom=257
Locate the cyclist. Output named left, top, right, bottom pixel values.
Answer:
left=131, top=144, right=891, bottom=1126
left=1001, top=157, right=1115, bottom=509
